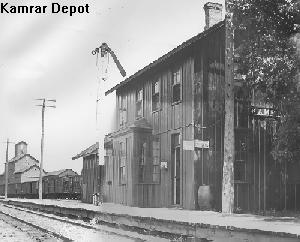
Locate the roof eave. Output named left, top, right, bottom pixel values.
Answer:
left=105, top=21, right=224, bottom=96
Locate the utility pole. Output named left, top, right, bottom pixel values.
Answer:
left=222, top=0, right=235, bottom=214
left=4, top=139, right=14, bottom=199
left=36, top=98, right=56, bottom=200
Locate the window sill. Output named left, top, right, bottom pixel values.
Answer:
left=152, top=108, right=162, bottom=113
left=136, top=182, right=160, bottom=185
left=171, top=100, right=182, bottom=106
left=234, top=180, right=249, bottom=184
left=135, top=116, right=144, bottom=120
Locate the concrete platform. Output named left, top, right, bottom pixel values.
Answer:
left=1, top=198, right=300, bottom=241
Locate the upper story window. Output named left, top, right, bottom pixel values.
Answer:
left=136, top=88, right=144, bottom=118
left=119, top=95, right=127, bottom=127
left=152, top=80, right=160, bottom=111
left=172, top=67, right=182, bottom=103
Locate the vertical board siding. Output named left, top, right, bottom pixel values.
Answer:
left=102, top=26, right=300, bottom=212
left=193, top=28, right=225, bottom=211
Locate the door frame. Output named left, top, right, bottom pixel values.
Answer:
left=171, top=133, right=181, bottom=205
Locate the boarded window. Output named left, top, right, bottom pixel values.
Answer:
left=152, top=80, right=160, bottom=111
left=172, top=67, right=182, bottom=103
left=119, top=141, right=126, bottom=184
left=119, top=95, right=127, bottom=126
left=136, top=88, right=143, bottom=118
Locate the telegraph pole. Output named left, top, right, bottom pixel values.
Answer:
left=4, top=139, right=15, bottom=199
left=222, top=0, right=235, bottom=214
left=5, top=138, right=9, bottom=199
left=1, top=139, right=14, bottom=199
left=36, top=98, right=56, bottom=200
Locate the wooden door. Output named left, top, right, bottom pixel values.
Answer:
left=172, top=133, right=181, bottom=205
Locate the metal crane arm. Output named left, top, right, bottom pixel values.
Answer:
left=100, top=43, right=126, bottom=77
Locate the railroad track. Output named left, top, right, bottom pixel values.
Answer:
left=0, top=210, right=69, bottom=241
left=0, top=203, right=168, bottom=242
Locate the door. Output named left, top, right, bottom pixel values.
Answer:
left=172, top=134, right=181, bottom=205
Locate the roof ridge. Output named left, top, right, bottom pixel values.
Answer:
left=105, top=20, right=224, bottom=95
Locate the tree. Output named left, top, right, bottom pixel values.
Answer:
left=231, top=0, right=300, bottom=164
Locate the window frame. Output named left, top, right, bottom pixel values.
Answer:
left=138, top=142, right=147, bottom=183
left=152, top=79, right=160, bottom=112
left=119, top=95, right=127, bottom=127
left=119, top=141, right=127, bottom=185
left=172, top=67, right=182, bottom=104
left=152, top=137, right=161, bottom=183
left=136, top=87, right=144, bottom=118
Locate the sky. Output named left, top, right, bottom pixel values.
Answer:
left=0, top=0, right=224, bottom=174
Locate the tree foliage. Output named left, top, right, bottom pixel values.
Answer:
left=230, top=0, right=300, bottom=163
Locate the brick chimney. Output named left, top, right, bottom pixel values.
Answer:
left=204, top=2, right=223, bottom=30
left=15, top=141, right=27, bottom=157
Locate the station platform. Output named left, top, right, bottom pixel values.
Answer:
left=1, top=198, right=300, bottom=241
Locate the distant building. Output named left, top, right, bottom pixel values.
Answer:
left=72, top=143, right=104, bottom=203
left=43, top=169, right=80, bottom=199
left=0, top=141, right=45, bottom=196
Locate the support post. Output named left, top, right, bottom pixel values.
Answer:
left=5, top=138, right=9, bottom=199
left=39, top=99, right=45, bottom=200
left=222, top=0, right=235, bottom=214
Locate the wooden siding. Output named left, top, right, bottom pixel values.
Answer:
left=194, top=28, right=225, bottom=211
left=82, top=154, right=101, bottom=203
left=104, top=26, right=225, bottom=210
left=104, top=133, right=133, bottom=205
left=104, top=24, right=300, bottom=213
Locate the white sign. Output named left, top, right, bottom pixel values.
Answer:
left=183, top=140, right=194, bottom=150
left=195, top=140, right=209, bottom=149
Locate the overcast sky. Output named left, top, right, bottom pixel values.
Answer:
left=0, top=0, right=224, bottom=174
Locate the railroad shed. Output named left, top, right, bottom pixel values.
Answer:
left=72, top=143, right=104, bottom=203
left=102, top=2, right=300, bottom=212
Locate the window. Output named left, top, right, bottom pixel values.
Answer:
left=234, top=137, right=247, bottom=182
left=136, top=88, right=143, bottom=118
left=119, top=141, right=126, bottom=184
left=152, top=80, right=160, bottom=111
left=138, top=142, right=147, bottom=183
left=152, top=139, right=160, bottom=183
left=138, top=137, right=161, bottom=184
left=234, top=160, right=246, bottom=181
left=172, top=67, right=182, bottom=103
left=119, top=95, right=127, bottom=126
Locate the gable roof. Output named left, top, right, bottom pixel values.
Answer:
left=14, top=164, right=41, bottom=174
left=9, top=154, right=39, bottom=164
left=105, top=21, right=224, bottom=95
left=44, top=169, right=78, bottom=177
left=72, top=142, right=98, bottom=160
left=45, top=169, right=67, bottom=176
